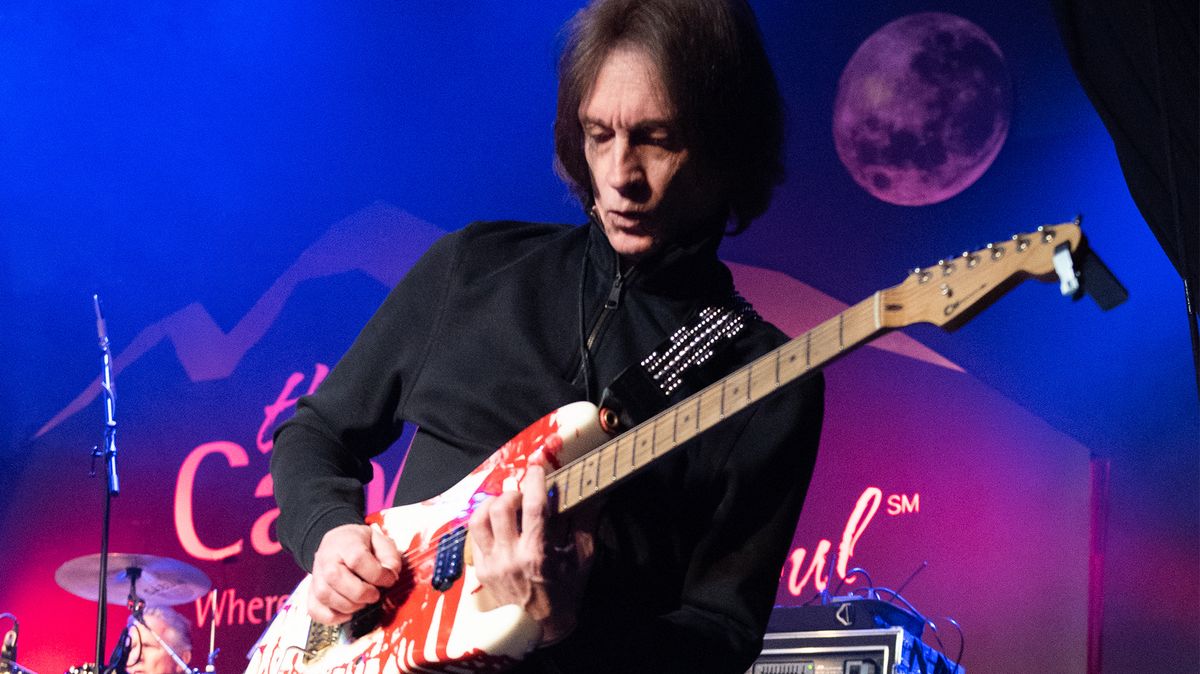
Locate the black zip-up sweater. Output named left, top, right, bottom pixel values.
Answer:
left=271, top=219, right=824, bottom=673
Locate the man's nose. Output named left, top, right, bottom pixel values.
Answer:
left=605, top=136, right=644, bottom=192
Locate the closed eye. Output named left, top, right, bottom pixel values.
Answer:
left=633, top=127, right=682, bottom=151
left=583, top=123, right=613, bottom=144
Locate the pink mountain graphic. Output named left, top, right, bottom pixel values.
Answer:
left=38, top=202, right=958, bottom=437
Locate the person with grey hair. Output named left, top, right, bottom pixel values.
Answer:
left=125, top=607, right=192, bottom=674
left=270, top=0, right=824, bottom=671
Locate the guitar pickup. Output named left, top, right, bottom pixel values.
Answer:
left=431, top=525, right=466, bottom=591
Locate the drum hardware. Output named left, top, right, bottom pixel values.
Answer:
left=0, top=613, right=38, bottom=674
left=2, top=613, right=17, bottom=663
left=56, top=553, right=215, bottom=674
left=203, top=590, right=219, bottom=674
left=55, top=554, right=212, bottom=608
left=1, top=661, right=39, bottom=674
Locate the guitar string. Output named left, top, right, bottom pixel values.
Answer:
left=379, top=317, right=855, bottom=574
left=371, top=261, right=1028, bottom=581
left=386, top=242, right=1029, bottom=572
left=544, top=311, right=849, bottom=489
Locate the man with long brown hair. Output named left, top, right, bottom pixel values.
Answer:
left=271, top=1, right=823, bottom=671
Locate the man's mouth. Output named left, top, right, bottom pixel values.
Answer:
left=608, top=210, right=652, bottom=229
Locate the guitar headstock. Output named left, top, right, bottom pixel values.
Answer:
left=879, top=221, right=1083, bottom=331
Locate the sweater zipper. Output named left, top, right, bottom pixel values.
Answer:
left=585, top=267, right=627, bottom=352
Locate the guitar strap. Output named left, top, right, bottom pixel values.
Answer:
left=599, top=292, right=761, bottom=431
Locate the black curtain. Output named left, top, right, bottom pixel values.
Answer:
left=1051, top=0, right=1199, bottom=378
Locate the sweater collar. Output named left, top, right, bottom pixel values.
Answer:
left=585, top=211, right=733, bottom=299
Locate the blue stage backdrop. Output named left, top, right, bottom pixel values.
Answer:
left=1, top=2, right=1195, bottom=672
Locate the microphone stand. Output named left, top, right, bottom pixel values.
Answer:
left=92, top=295, right=121, bottom=671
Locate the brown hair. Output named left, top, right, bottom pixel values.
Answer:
left=554, top=0, right=785, bottom=234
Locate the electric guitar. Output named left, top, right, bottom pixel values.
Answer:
left=246, top=221, right=1102, bottom=674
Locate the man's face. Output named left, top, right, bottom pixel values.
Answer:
left=580, top=47, right=720, bottom=263
left=126, top=615, right=190, bottom=674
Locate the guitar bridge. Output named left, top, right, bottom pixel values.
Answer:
left=303, top=621, right=341, bottom=663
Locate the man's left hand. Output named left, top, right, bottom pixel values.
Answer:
left=468, top=456, right=593, bottom=645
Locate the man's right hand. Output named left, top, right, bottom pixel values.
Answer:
left=308, top=522, right=402, bottom=624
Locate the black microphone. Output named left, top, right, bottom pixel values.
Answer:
left=93, top=294, right=109, bottom=350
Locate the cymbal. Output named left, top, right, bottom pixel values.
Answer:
left=55, top=553, right=212, bottom=606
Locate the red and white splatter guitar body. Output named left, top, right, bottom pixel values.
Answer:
left=244, top=223, right=1093, bottom=674
left=245, top=401, right=610, bottom=674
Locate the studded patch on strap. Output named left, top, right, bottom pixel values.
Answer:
left=639, top=293, right=761, bottom=397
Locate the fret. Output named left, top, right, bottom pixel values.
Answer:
left=853, top=300, right=877, bottom=344
left=674, top=397, right=701, bottom=444
left=615, top=434, right=635, bottom=479
left=547, top=296, right=902, bottom=517
left=582, top=454, right=598, bottom=496
left=592, top=445, right=610, bottom=490
left=722, top=368, right=751, bottom=417
left=750, top=357, right=775, bottom=401
left=569, top=461, right=585, bottom=504
left=680, top=399, right=695, bottom=434
left=550, top=302, right=894, bottom=516
left=698, top=386, right=722, bottom=430
left=836, top=301, right=867, bottom=354
left=810, top=318, right=838, bottom=368
left=548, top=474, right=565, bottom=512
left=654, top=414, right=674, bottom=454
left=779, top=341, right=802, bottom=383
left=635, top=428, right=653, bottom=467
left=724, top=364, right=744, bottom=400
left=597, top=443, right=614, bottom=484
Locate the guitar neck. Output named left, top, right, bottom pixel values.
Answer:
left=546, top=293, right=886, bottom=513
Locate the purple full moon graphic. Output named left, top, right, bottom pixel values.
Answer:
left=833, top=13, right=1012, bottom=206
